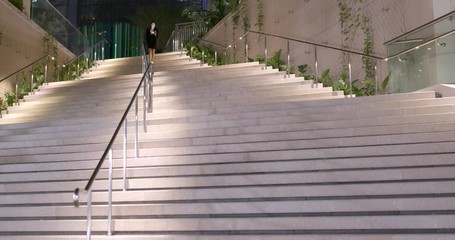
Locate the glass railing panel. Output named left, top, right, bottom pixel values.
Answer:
left=388, top=33, right=455, bottom=93
left=165, top=22, right=208, bottom=53
left=31, top=0, right=88, bottom=55
left=386, top=11, right=455, bottom=56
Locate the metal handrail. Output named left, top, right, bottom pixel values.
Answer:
left=0, top=55, right=51, bottom=83
left=386, top=28, right=455, bottom=61
left=246, top=30, right=385, bottom=60
left=83, top=62, right=151, bottom=192
left=384, top=10, right=455, bottom=46
left=73, top=44, right=153, bottom=239
left=188, top=29, right=387, bottom=97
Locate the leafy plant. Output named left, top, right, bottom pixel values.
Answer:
left=334, top=66, right=350, bottom=95
left=378, top=74, right=390, bottom=94
left=255, top=0, right=264, bottom=42
left=248, top=55, right=265, bottom=64
left=267, top=49, right=286, bottom=71
left=241, top=1, right=250, bottom=34
left=297, top=64, right=315, bottom=80
left=0, top=97, right=6, bottom=111
left=8, top=0, right=23, bottom=11
left=43, top=34, right=59, bottom=81
left=319, top=69, right=333, bottom=87
left=5, top=93, right=15, bottom=107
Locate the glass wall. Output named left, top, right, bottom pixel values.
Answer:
left=80, top=22, right=142, bottom=60
left=31, top=0, right=88, bottom=55
left=386, top=11, right=455, bottom=93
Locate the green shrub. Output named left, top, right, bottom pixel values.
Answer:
left=8, top=0, right=23, bottom=11
left=5, top=93, right=15, bottom=106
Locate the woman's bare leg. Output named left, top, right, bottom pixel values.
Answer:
left=151, top=48, right=156, bottom=63
left=148, top=48, right=153, bottom=63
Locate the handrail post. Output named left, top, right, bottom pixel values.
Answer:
left=86, top=57, right=89, bottom=74
left=15, top=74, right=19, bottom=106
left=77, top=60, right=80, bottom=80
left=135, top=95, right=139, bottom=158
left=375, top=65, right=378, bottom=95
left=202, top=51, right=205, bottom=66
left=314, top=45, right=318, bottom=88
left=287, top=40, right=290, bottom=78
left=245, top=42, right=249, bottom=63
left=44, top=57, right=49, bottom=85
left=30, top=64, right=35, bottom=95
left=107, top=148, right=113, bottom=236
left=349, top=58, right=353, bottom=98
left=123, top=118, right=127, bottom=192
left=94, top=45, right=98, bottom=67
left=67, top=64, right=70, bottom=81
left=147, top=67, right=153, bottom=113
left=264, top=36, right=268, bottom=70
left=143, top=71, right=148, bottom=133
left=87, top=189, right=92, bottom=240
left=102, top=41, right=105, bottom=61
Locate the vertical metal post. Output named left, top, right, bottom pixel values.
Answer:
left=56, top=64, right=60, bottom=82
left=314, top=45, right=318, bottom=88
left=215, top=51, right=218, bottom=66
left=233, top=45, right=236, bottom=64
left=94, top=45, right=98, bottom=66
left=135, top=95, right=139, bottom=158
left=30, top=64, right=35, bottom=94
left=86, top=57, right=89, bottom=74
left=246, top=43, right=249, bottom=63
left=44, top=58, right=48, bottom=85
left=287, top=40, right=290, bottom=78
left=15, top=74, right=19, bottom=106
left=349, top=60, right=353, bottom=98
left=77, top=60, right=80, bottom=80
left=102, top=41, right=105, bottom=61
left=190, top=47, right=193, bottom=61
left=123, top=118, right=127, bottom=192
left=202, top=51, right=205, bottom=66
left=264, top=36, right=268, bottom=70
left=67, top=64, right=70, bottom=81
left=107, top=149, right=113, bottom=236
left=87, top=188, right=92, bottom=240
left=224, top=52, right=227, bottom=65
left=143, top=73, right=148, bottom=133
left=147, top=68, right=153, bottom=113
left=375, top=65, right=378, bottom=95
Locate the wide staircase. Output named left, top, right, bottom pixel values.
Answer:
left=1, top=52, right=455, bottom=239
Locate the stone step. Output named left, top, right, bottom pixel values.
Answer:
left=0, top=215, right=454, bottom=233
left=2, top=163, right=455, bottom=193
left=2, top=150, right=455, bottom=183
left=1, top=180, right=454, bottom=205
left=2, top=197, right=455, bottom=218
left=1, top=145, right=454, bottom=174
left=0, top=90, right=434, bottom=130
left=2, top=126, right=455, bottom=160
left=3, top=233, right=453, bottom=240
left=0, top=235, right=453, bottom=240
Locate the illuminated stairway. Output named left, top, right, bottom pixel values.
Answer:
left=1, top=52, right=455, bottom=239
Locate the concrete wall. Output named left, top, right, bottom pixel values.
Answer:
left=203, top=0, right=439, bottom=83
left=0, top=0, right=74, bottom=96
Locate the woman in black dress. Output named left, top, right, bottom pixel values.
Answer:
left=145, top=20, right=158, bottom=64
